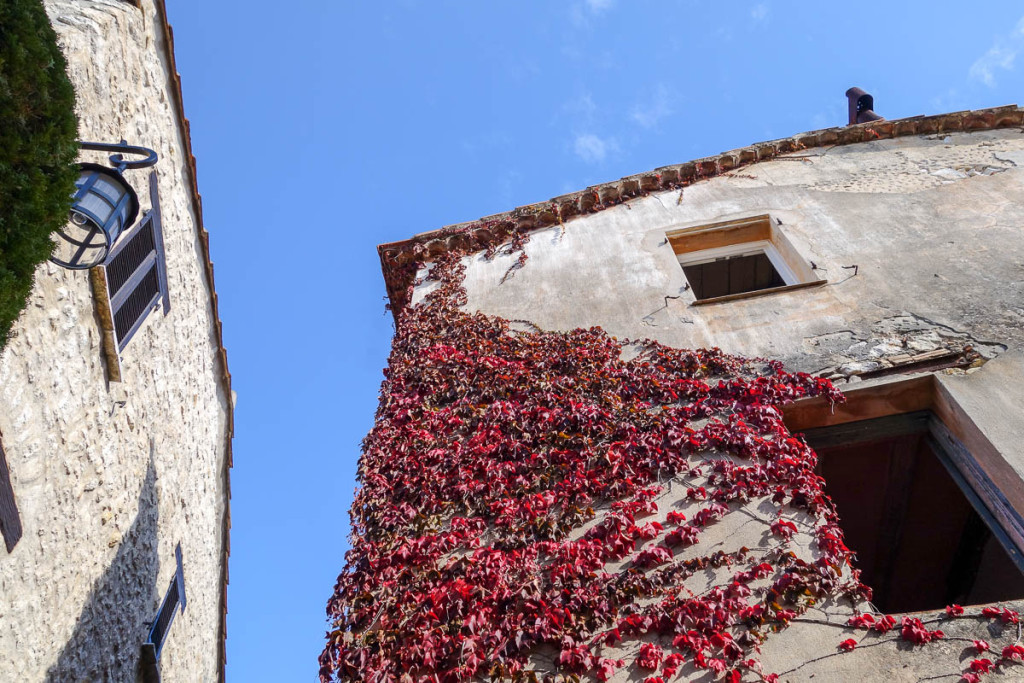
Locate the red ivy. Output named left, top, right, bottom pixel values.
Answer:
left=847, top=612, right=875, bottom=629
left=969, top=658, right=994, bottom=673
left=981, top=606, right=1020, bottom=624
left=1003, top=644, right=1024, bottom=662
left=636, top=643, right=663, bottom=670
left=319, top=251, right=860, bottom=682
left=900, top=617, right=944, bottom=645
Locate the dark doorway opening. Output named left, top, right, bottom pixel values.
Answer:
left=681, top=252, right=785, bottom=300
left=802, top=411, right=1024, bottom=614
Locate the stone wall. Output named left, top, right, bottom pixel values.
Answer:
left=0, top=1, right=230, bottom=681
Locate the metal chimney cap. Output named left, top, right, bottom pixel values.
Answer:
left=845, top=87, right=883, bottom=125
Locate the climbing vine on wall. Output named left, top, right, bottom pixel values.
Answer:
left=321, top=241, right=1023, bottom=682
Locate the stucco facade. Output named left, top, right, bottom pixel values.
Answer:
left=427, top=129, right=1023, bottom=376
left=421, top=126, right=1024, bottom=488
left=381, top=115, right=1024, bottom=680
left=0, top=1, right=231, bottom=681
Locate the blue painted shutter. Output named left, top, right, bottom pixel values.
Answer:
left=104, top=171, right=170, bottom=352
left=147, top=543, right=186, bottom=658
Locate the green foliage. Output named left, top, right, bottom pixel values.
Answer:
left=0, top=0, right=79, bottom=345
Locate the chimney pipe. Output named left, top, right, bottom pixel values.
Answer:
left=846, top=87, right=883, bottom=125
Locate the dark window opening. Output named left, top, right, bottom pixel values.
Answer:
left=802, top=411, right=1024, bottom=614
left=682, top=252, right=785, bottom=301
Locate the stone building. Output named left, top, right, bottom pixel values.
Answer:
left=0, top=1, right=231, bottom=681
left=351, top=103, right=1024, bottom=680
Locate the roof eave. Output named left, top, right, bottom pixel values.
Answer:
left=152, top=3, right=233, bottom=681
left=378, top=105, right=1024, bottom=317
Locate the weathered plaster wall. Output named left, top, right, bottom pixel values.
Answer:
left=427, top=125, right=1024, bottom=470
left=409, top=128, right=1024, bottom=681
left=435, top=130, right=1024, bottom=380
left=0, top=1, right=229, bottom=681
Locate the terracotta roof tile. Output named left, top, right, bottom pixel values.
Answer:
left=152, top=3, right=232, bottom=680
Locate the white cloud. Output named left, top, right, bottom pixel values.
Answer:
left=497, top=169, right=522, bottom=208
left=968, top=16, right=1024, bottom=86
left=629, top=84, right=676, bottom=129
left=750, top=3, right=769, bottom=21
left=573, top=133, right=614, bottom=163
left=930, top=87, right=967, bottom=114
left=553, top=91, right=599, bottom=129
left=969, top=45, right=1017, bottom=86
left=570, top=0, right=614, bottom=28
left=562, top=92, right=597, bottom=120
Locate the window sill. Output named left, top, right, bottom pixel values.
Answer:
left=690, top=278, right=827, bottom=306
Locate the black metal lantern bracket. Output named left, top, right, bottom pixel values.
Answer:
left=82, top=140, right=159, bottom=172
left=51, top=140, right=159, bottom=270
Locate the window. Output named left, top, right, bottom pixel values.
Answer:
left=91, top=171, right=170, bottom=382
left=668, top=214, right=823, bottom=305
left=679, top=241, right=788, bottom=300
left=141, top=544, right=186, bottom=681
left=785, top=377, right=1024, bottom=613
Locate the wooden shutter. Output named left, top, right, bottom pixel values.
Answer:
left=147, top=544, right=186, bottom=658
left=0, top=438, right=22, bottom=553
left=103, top=171, right=170, bottom=353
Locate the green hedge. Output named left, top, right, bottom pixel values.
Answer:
left=0, top=0, right=79, bottom=345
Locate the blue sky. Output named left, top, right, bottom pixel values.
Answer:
left=164, top=2, right=1024, bottom=679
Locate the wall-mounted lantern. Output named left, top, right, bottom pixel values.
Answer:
left=50, top=140, right=158, bottom=270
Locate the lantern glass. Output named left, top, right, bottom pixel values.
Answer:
left=51, top=164, right=139, bottom=270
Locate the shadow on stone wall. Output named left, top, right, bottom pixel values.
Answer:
left=45, top=451, right=160, bottom=682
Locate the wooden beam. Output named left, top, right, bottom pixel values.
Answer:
left=800, top=411, right=930, bottom=449
left=785, top=373, right=1024, bottom=578
left=783, top=375, right=936, bottom=433
left=932, top=381, right=1024, bottom=544
left=929, top=420, right=1024, bottom=574
left=666, top=214, right=772, bottom=253
left=89, top=266, right=122, bottom=383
